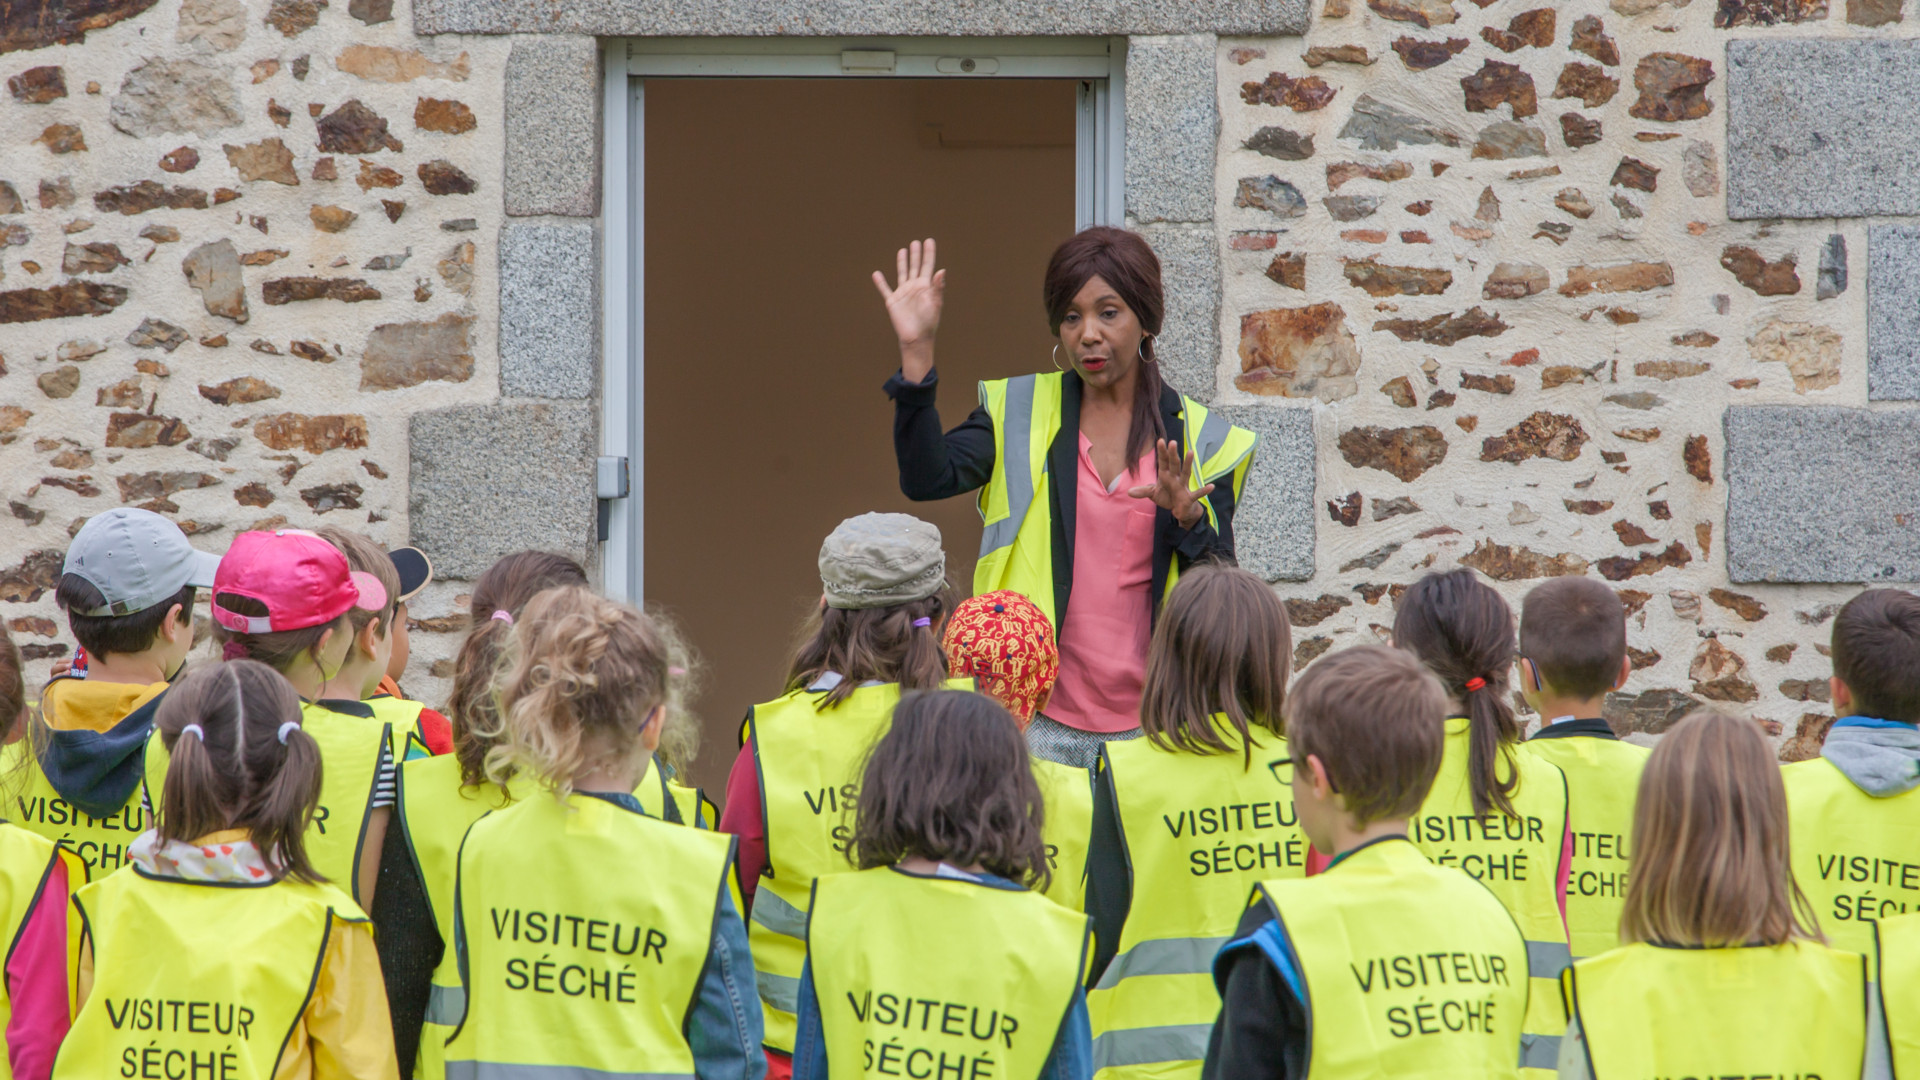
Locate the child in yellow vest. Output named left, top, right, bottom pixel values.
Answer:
left=54, top=660, right=398, bottom=1080
left=1085, top=564, right=1306, bottom=1080
left=17, top=508, right=219, bottom=877
left=1395, top=569, right=1571, bottom=1074
left=443, top=587, right=762, bottom=1079
left=1515, top=578, right=1647, bottom=961
left=314, top=526, right=449, bottom=759
left=1206, top=645, right=1529, bottom=1079
left=794, top=689, right=1092, bottom=1080
left=1559, top=709, right=1865, bottom=1078
left=0, top=628, right=84, bottom=1080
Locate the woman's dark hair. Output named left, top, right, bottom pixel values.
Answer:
left=1393, top=569, right=1521, bottom=820
left=446, top=551, right=589, bottom=787
left=56, top=575, right=194, bottom=659
left=155, top=660, right=325, bottom=884
left=212, top=593, right=349, bottom=674
left=787, top=592, right=950, bottom=711
left=1044, top=227, right=1167, bottom=464
left=850, top=690, right=1051, bottom=890
left=1139, top=564, right=1291, bottom=767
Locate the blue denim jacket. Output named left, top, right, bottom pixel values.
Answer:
left=788, top=867, right=1093, bottom=1080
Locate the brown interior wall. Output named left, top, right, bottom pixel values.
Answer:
left=643, top=78, right=1077, bottom=792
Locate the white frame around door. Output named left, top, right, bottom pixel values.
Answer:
left=598, top=36, right=1127, bottom=602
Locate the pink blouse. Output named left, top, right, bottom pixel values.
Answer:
left=1045, top=435, right=1155, bottom=734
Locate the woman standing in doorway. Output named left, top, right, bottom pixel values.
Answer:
left=875, top=229, right=1259, bottom=768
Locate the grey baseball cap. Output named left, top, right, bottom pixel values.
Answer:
left=63, top=508, right=222, bottom=617
left=819, top=512, right=946, bottom=610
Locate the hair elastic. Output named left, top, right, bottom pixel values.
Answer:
left=490, top=610, right=513, bottom=624
left=180, top=723, right=206, bottom=741
left=221, top=641, right=250, bottom=661
left=911, top=617, right=931, bottom=628
left=1464, top=677, right=1488, bottom=692
left=277, top=721, right=301, bottom=745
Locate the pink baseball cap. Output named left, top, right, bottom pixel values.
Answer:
left=211, top=529, right=389, bottom=634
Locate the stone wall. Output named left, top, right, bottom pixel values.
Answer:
left=0, top=0, right=520, bottom=702
left=1204, top=0, right=1910, bottom=755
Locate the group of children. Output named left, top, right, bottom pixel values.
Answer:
left=1, top=505, right=1918, bottom=1079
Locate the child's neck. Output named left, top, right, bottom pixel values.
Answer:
left=315, top=659, right=378, bottom=702
left=279, top=660, right=328, bottom=702
left=574, top=760, right=643, bottom=797
left=898, top=855, right=988, bottom=877
left=1531, top=693, right=1607, bottom=724
left=85, top=650, right=172, bottom=686
left=1326, top=817, right=1410, bottom=861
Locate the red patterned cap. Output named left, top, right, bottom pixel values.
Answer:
left=941, top=590, right=1059, bottom=726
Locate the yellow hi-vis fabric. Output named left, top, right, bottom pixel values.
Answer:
left=444, top=791, right=736, bottom=1079
left=808, top=867, right=1090, bottom=1080
left=1875, top=911, right=1920, bottom=1076
left=0, top=826, right=84, bottom=1079
left=1090, top=725, right=1306, bottom=1080
left=0, top=738, right=146, bottom=878
left=398, top=751, right=711, bottom=1079
left=364, top=695, right=433, bottom=760
left=1520, top=734, right=1649, bottom=960
left=53, top=865, right=367, bottom=1080
left=972, top=372, right=1257, bottom=631
left=1563, top=940, right=1865, bottom=1079
left=1783, top=754, right=1920, bottom=981
left=143, top=701, right=390, bottom=906
left=1260, top=838, right=1529, bottom=1079
left=1411, top=718, right=1569, bottom=1076
left=1033, top=758, right=1093, bottom=911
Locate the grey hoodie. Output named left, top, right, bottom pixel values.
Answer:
left=1822, top=721, right=1920, bottom=797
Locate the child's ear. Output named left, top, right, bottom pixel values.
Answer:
left=1831, top=677, right=1855, bottom=716
left=1306, top=753, right=1335, bottom=801
left=358, top=617, right=383, bottom=658
left=160, top=603, right=187, bottom=644
left=1613, top=652, right=1632, bottom=691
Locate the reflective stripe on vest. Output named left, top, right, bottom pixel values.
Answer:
left=1878, top=912, right=1920, bottom=1076
left=1260, top=839, right=1530, bottom=1079
left=1564, top=940, right=1865, bottom=1077
left=1411, top=718, right=1569, bottom=1076
left=445, top=792, right=734, bottom=1077
left=974, top=373, right=1259, bottom=631
left=142, top=702, right=389, bottom=906
left=1090, top=726, right=1305, bottom=1080
left=808, top=868, right=1089, bottom=1080
left=1520, top=736, right=1648, bottom=960
left=1032, top=757, right=1093, bottom=911
left=53, top=869, right=365, bottom=1080
left=1784, top=755, right=1920, bottom=982
left=750, top=678, right=975, bottom=1051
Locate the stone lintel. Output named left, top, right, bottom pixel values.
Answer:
left=1211, top=405, right=1316, bottom=582
left=416, top=0, right=1310, bottom=37
left=499, top=222, right=597, bottom=399
left=409, top=401, right=598, bottom=579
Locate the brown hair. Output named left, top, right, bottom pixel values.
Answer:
left=1044, top=227, right=1167, bottom=464
left=0, top=628, right=24, bottom=743
left=212, top=594, right=350, bottom=675
left=1286, top=645, right=1449, bottom=824
left=1519, top=577, right=1627, bottom=700
left=314, top=526, right=399, bottom=642
left=1831, top=589, right=1920, bottom=723
left=55, top=576, right=196, bottom=660
left=850, top=690, right=1051, bottom=890
left=1622, top=708, right=1820, bottom=947
left=155, top=660, right=325, bottom=883
left=786, top=593, right=950, bottom=711
left=1393, top=569, right=1521, bottom=819
left=487, top=587, right=673, bottom=802
left=1138, top=564, right=1291, bottom=766
left=446, top=551, right=589, bottom=787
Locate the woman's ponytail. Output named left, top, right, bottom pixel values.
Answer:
left=1393, top=569, right=1522, bottom=820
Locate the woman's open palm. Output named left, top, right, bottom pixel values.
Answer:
left=872, top=238, right=946, bottom=350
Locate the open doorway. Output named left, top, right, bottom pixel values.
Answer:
left=643, top=77, right=1079, bottom=790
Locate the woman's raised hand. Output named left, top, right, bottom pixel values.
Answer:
left=872, top=239, right=945, bottom=383
left=1128, top=439, right=1213, bottom=529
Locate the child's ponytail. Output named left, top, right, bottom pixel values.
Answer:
left=1393, top=569, right=1522, bottom=820
left=787, top=592, right=951, bottom=711
left=446, top=551, right=588, bottom=788
left=155, top=661, right=326, bottom=883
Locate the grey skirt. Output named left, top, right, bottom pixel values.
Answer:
left=1026, top=714, right=1142, bottom=770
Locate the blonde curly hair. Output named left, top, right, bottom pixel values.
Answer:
left=485, top=586, right=677, bottom=800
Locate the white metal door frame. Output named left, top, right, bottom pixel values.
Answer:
left=598, top=36, right=1127, bottom=602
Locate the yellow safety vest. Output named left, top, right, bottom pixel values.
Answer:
left=144, top=700, right=390, bottom=905
left=974, top=372, right=1258, bottom=631
left=809, top=867, right=1090, bottom=1080
left=1258, top=838, right=1529, bottom=1079
left=1563, top=940, right=1865, bottom=1078
left=0, top=736, right=147, bottom=878
left=1783, top=754, right=1920, bottom=981
left=1876, top=911, right=1920, bottom=1076
left=0, top=825, right=85, bottom=1078
left=1033, top=758, right=1093, bottom=911
left=1521, top=731, right=1648, bottom=959
left=444, top=791, right=736, bottom=1078
left=365, top=694, right=434, bottom=760
left=398, top=751, right=712, bottom=1080
left=1411, top=718, right=1569, bottom=1075
left=1090, top=724, right=1306, bottom=1080
left=53, top=863, right=368, bottom=1080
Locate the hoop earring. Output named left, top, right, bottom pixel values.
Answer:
left=1138, top=332, right=1157, bottom=365
left=1051, top=344, right=1065, bottom=372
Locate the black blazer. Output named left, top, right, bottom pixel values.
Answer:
left=884, top=367, right=1239, bottom=630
